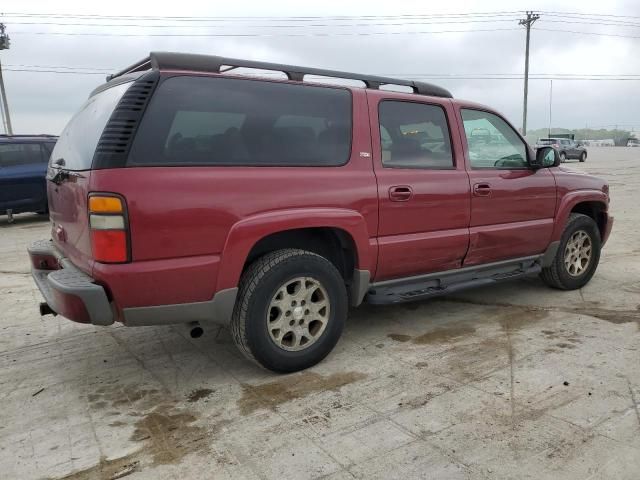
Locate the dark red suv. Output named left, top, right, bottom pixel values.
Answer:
left=29, top=52, right=613, bottom=372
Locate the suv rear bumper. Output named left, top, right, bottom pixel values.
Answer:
left=28, top=239, right=238, bottom=327
left=28, top=240, right=114, bottom=325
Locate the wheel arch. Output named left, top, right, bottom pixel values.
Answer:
left=552, top=191, right=609, bottom=242
left=215, top=208, right=373, bottom=293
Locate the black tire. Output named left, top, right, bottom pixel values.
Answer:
left=559, top=152, right=567, bottom=163
left=230, top=248, right=348, bottom=373
left=579, top=152, right=587, bottom=162
left=540, top=213, right=601, bottom=290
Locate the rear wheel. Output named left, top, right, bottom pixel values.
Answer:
left=579, top=152, right=587, bottom=162
left=230, top=248, right=347, bottom=373
left=559, top=152, right=567, bottom=163
left=540, top=213, right=601, bottom=290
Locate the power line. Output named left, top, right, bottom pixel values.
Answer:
left=4, top=67, right=639, bottom=80
left=0, top=11, right=527, bottom=21
left=4, top=68, right=107, bottom=74
left=5, top=18, right=524, bottom=28
left=533, top=27, right=640, bottom=39
left=4, top=63, right=113, bottom=71
left=8, top=27, right=523, bottom=37
left=8, top=24, right=640, bottom=39
left=541, top=19, right=640, bottom=28
left=537, top=10, right=640, bottom=20
left=5, top=63, right=639, bottom=76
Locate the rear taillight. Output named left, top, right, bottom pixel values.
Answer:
left=88, top=194, right=129, bottom=263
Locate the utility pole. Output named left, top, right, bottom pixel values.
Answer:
left=0, top=23, right=12, bottom=135
left=548, top=79, right=553, bottom=138
left=519, top=11, right=539, bottom=136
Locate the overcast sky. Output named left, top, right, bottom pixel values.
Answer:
left=1, top=0, right=639, bottom=135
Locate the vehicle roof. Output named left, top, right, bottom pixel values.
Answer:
left=0, top=134, right=58, bottom=143
left=104, top=51, right=453, bottom=99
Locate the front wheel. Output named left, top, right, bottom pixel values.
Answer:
left=559, top=152, right=567, bottom=163
left=540, top=213, right=601, bottom=290
left=230, top=248, right=347, bottom=373
left=579, top=152, right=587, bottom=162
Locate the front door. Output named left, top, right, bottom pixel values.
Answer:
left=458, top=108, right=557, bottom=266
left=368, top=92, right=471, bottom=281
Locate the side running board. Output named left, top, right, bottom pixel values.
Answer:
left=366, top=255, right=542, bottom=305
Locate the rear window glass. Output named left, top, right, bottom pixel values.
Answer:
left=538, top=139, right=554, bottom=144
left=50, top=81, right=131, bottom=170
left=129, top=76, right=352, bottom=166
left=0, top=143, right=44, bottom=167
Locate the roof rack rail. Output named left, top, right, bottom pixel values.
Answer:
left=107, top=51, right=453, bottom=99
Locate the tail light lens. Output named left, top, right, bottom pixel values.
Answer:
left=88, top=194, right=129, bottom=263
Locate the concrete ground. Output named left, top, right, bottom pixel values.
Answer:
left=0, top=147, right=638, bottom=480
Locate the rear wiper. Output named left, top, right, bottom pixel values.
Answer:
left=48, top=158, right=81, bottom=185
left=48, top=169, right=70, bottom=185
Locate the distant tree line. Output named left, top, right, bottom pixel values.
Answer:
left=525, top=128, right=636, bottom=146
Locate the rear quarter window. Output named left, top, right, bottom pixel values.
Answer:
left=128, top=76, right=352, bottom=167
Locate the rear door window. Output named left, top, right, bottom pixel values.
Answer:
left=378, top=101, right=453, bottom=169
left=50, top=81, right=132, bottom=170
left=129, top=76, right=352, bottom=166
left=0, top=143, right=43, bottom=167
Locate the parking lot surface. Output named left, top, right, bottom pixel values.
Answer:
left=0, top=147, right=638, bottom=480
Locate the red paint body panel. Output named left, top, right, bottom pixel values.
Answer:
left=450, top=100, right=557, bottom=265
left=366, top=90, right=471, bottom=280
left=550, top=167, right=610, bottom=242
left=464, top=168, right=556, bottom=264
left=42, top=70, right=613, bottom=323
left=85, top=87, right=377, bottom=312
left=216, top=208, right=373, bottom=290
left=47, top=171, right=94, bottom=275
left=92, top=254, right=220, bottom=313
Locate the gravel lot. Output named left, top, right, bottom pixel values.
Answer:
left=0, top=147, right=638, bottom=480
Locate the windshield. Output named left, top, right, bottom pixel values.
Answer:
left=50, top=81, right=131, bottom=170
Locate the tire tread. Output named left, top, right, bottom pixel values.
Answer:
left=540, top=213, right=600, bottom=290
left=230, top=248, right=333, bottom=368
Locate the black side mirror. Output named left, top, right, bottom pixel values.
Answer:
left=530, top=146, right=560, bottom=169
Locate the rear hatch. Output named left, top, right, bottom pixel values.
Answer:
left=47, top=81, right=132, bottom=274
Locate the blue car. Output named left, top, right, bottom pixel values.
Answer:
left=0, top=134, right=57, bottom=221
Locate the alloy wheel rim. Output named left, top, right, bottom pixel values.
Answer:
left=266, top=276, right=330, bottom=351
left=564, top=230, right=592, bottom=277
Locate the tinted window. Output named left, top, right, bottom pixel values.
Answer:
left=51, top=81, right=132, bottom=170
left=0, top=143, right=43, bottom=167
left=129, top=76, right=352, bottom=166
left=378, top=101, right=453, bottom=169
left=461, top=109, right=528, bottom=169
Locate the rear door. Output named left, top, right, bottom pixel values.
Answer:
left=367, top=91, right=470, bottom=281
left=457, top=107, right=556, bottom=266
left=0, top=142, right=48, bottom=212
left=48, top=80, right=133, bottom=273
